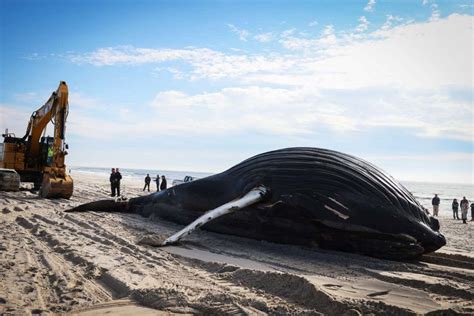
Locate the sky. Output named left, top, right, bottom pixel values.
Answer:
left=0, top=0, right=473, bottom=184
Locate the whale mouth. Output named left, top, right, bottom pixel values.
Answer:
left=420, top=232, right=446, bottom=254
left=312, top=220, right=445, bottom=259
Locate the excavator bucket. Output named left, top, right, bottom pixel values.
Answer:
left=39, top=174, right=73, bottom=199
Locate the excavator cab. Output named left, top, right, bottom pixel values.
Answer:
left=0, top=81, right=74, bottom=199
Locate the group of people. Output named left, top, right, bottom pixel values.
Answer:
left=109, top=168, right=122, bottom=197
left=144, top=174, right=167, bottom=192
left=108, top=168, right=168, bottom=196
left=432, top=194, right=474, bottom=224
left=451, top=197, right=474, bottom=224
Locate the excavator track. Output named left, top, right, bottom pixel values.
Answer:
left=0, top=168, right=20, bottom=191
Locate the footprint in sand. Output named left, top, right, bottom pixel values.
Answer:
left=2, top=207, right=11, bottom=214
left=367, top=290, right=391, bottom=297
left=23, top=285, right=35, bottom=294
left=31, top=308, right=43, bottom=315
left=323, top=284, right=343, bottom=289
left=14, top=206, right=24, bottom=212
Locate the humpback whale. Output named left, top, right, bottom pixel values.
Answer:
left=68, top=147, right=446, bottom=259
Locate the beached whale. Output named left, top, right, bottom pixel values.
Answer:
left=68, top=147, right=446, bottom=259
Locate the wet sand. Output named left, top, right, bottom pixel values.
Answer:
left=1, top=173, right=473, bottom=315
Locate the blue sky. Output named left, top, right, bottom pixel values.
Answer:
left=1, top=0, right=473, bottom=183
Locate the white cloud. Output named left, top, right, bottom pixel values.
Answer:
left=308, top=20, right=318, bottom=27
left=422, top=0, right=441, bottom=21
left=280, top=28, right=296, bottom=38
left=430, top=3, right=441, bottom=21
left=364, top=0, right=376, bottom=12
left=22, top=52, right=46, bottom=61
left=281, top=14, right=472, bottom=90
left=380, top=15, right=403, bottom=30
left=254, top=32, right=273, bottom=42
left=69, top=46, right=219, bottom=66
left=356, top=16, right=370, bottom=32
left=64, top=85, right=467, bottom=142
left=0, top=106, right=31, bottom=136
left=63, top=14, right=473, bottom=142
left=279, top=24, right=337, bottom=51
left=68, top=14, right=473, bottom=92
left=70, top=92, right=104, bottom=108
left=227, top=24, right=250, bottom=41
left=13, top=92, right=41, bottom=103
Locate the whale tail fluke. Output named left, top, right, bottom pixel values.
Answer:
left=65, top=199, right=129, bottom=213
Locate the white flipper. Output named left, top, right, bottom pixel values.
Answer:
left=159, top=186, right=267, bottom=246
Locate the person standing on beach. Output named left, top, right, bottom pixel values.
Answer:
left=143, top=174, right=151, bottom=192
left=432, top=194, right=440, bottom=217
left=115, top=168, right=122, bottom=197
left=452, top=199, right=459, bottom=220
left=160, top=175, right=167, bottom=191
left=110, top=168, right=116, bottom=197
left=460, top=197, right=469, bottom=224
left=154, top=174, right=160, bottom=191
left=470, top=202, right=474, bottom=221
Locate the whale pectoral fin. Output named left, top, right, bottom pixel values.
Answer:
left=149, top=186, right=268, bottom=247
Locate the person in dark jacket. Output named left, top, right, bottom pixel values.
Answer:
left=471, top=203, right=474, bottom=221
left=452, top=199, right=459, bottom=220
left=115, top=168, right=122, bottom=197
left=460, top=197, right=469, bottom=224
left=110, top=168, right=116, bottom=197
left=160, top=175, right=167, bottom=191
left=143, top=174, right=151, bottom=192
left=432, top=194, right=440, bottom=217
left=154, top=174, right=160, bottom=191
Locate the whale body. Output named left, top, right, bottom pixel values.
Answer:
left=70, top=147, right=446, bottom=259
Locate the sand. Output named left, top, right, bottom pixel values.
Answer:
left=0, top=172, right=473, bottom=315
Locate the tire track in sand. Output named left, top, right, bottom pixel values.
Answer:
left=15, top=213, right=337, bottom=314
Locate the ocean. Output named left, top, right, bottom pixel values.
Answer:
left=71, top=166, right=212, bottom=185
left=402, top=181, right=474, bottom=214
left=71, top=166, right=474, bottom=215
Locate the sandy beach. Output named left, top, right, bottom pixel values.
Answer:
left=1, top=172, right=473, bottom=315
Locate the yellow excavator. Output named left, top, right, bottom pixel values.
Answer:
left=0, top=81, right=73, bottom=198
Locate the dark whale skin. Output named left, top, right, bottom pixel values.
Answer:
left=124, top=147, right=446, bottom=259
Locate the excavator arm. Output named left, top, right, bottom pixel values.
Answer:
left=23, top=81, right=68, bottom=163
left=32, top=82, right=72, bottom=198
